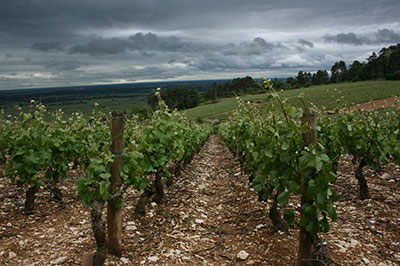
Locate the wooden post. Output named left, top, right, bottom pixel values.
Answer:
left=107, top=111, right=124, bottom=257
left=298, top=108, right=317, bottom=266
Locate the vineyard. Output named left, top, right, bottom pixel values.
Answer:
left=0, top=85, right=400, bottom=265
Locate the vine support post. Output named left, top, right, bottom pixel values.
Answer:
left=298, top=108, right=317, bottom=266
left=107, top=111, right=124, bottom=257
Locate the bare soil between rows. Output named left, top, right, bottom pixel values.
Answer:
left=0, top=134, right=399, bottom=266
left=345, top=96, right=399, bottom=112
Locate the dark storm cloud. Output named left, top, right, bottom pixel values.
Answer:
left=1, top=0, right=399, bottom=43
left=375, top=29, right=400, bottom=44
left=324, top=32, right=371, bottom=46
left=31, top=41, right=65, bottom=52
left=1, top=0, right=400, bottom=89
left=68, top=32, right=207, bottom=56
left=45, top=60, right=86, bottom=71
left=222, top=38, right=286, bottom=56
left=69, top=37, right=129, bottom=56
left=323, top=29, right=400, bottom=46
left=0, top=0, right=249, bottom=42
left=298, top=39, right=314, bottom=48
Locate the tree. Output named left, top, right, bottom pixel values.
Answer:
left=296, top=71, right=311, bottom=87
left=271, top=78, right=284, bottom=90
left=347, top=60, right=367, bottom=82
left=366, top=52, right=378, bottom=79
left=330, top=61, right=347, bottom=83
left=311, top=70, right=329, bottom=85
left=286, top=77, right=297, bottom=88
left=203, top=76, right=258, bottom=101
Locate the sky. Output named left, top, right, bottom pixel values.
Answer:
left=1, top=0, right=400, bottom=90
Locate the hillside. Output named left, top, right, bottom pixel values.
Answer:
left=183, top=80, right=400, bottom=121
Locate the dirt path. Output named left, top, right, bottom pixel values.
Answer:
left=347, top=96, right=399, bottom=112
left=123, top=135, right=294, bottom=265
left=0, top=135, right=399, bottom=265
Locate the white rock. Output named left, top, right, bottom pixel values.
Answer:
left=380, top=173, right=390, bottom=180
left=120, top=257, right=129, bottom=263
left=195, top=218, right=204, bottom=224
left=336, top=243, right=347, bottom=253
left=362, top=257, right=370, bottom=264
left=126, top=226, right=137, bottom=231
left=255, top=224, right=264, bottom=230
left=237, top=250, right=249, bottom=260
left=150, top=202, right=157, bottom=207
left=54, top=256, right=68, bottom=264
left=148, top=256, right=158, bottom=262
left=339, top=247, right=347, bottom=253
left=8, top=251, right=17, bottom=259
left=165, top=250, right=175, bottom=257
left=18, top=240, right=25, bottom=247
left=350, top=239, right=359, bottom=248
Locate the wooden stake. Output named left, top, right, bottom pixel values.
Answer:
left=107, top=111, right=124, bottom=257
left=298, top=108, right=317, bottom=266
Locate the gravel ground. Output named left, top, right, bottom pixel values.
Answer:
left=0, top=134, right=399, bottom=265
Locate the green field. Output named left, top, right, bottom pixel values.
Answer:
left=1, top=93, right=147, bottom=118
left=183, top=80, right=400, bottom=120
left=2, top=80, right=400, bottom=120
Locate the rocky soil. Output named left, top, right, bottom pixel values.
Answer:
left=346, top=96, right=399, bottom=112
left=0, top=135, right=399, bottom=265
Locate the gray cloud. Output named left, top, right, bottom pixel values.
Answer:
left=69, top=37, right=129, bottom=56
left=45, top=60, right=86, bottom=71
left=68, top=33, right=204, bottom=56
left=324, top=32, right=371, bottom=46
left=31, top=41, right=65, bottom=52
left=222, top=38, right=286, bottom=56
left=298, top=39, right=314, bottom=48
left=4, top=53, right=13, bottom=59
left=375, top=29, right=400, bottom=44
left=323, top=29, right=400, bottom=46
left=1, top=0, right=400, bottom=89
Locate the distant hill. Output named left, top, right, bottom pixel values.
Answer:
left=0, top=79, right=231, bottom=115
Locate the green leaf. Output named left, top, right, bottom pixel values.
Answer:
left=284, top=209, right=294, bottom=225
left=281, top=141, right=289, bottom=151
left=277, top=191, right=290, bottom=206
left=76, top=178, right=94, bottom=207
left=320, top=214, right=330, bottom=232
left=138, top=178, right=150, bottom=190
left=99, top=181, right=110, bottom=201
left=99, top=172, right=111, bottom=180
left=264, top=149, right=273, bottom=158
left=253, top=184, right=263, bottom=192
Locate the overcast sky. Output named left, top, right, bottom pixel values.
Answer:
left=1, top=0, right=400, bottom=90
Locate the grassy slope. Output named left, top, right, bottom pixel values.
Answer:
left=183, top=80, right=400, bottom=120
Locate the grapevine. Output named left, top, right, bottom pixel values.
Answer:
left=220, top=80, right=339, bottom=264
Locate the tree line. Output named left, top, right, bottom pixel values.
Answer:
left=146, top=76, right=262, bottom=112
left=289, top=43, right=400, bottom=88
